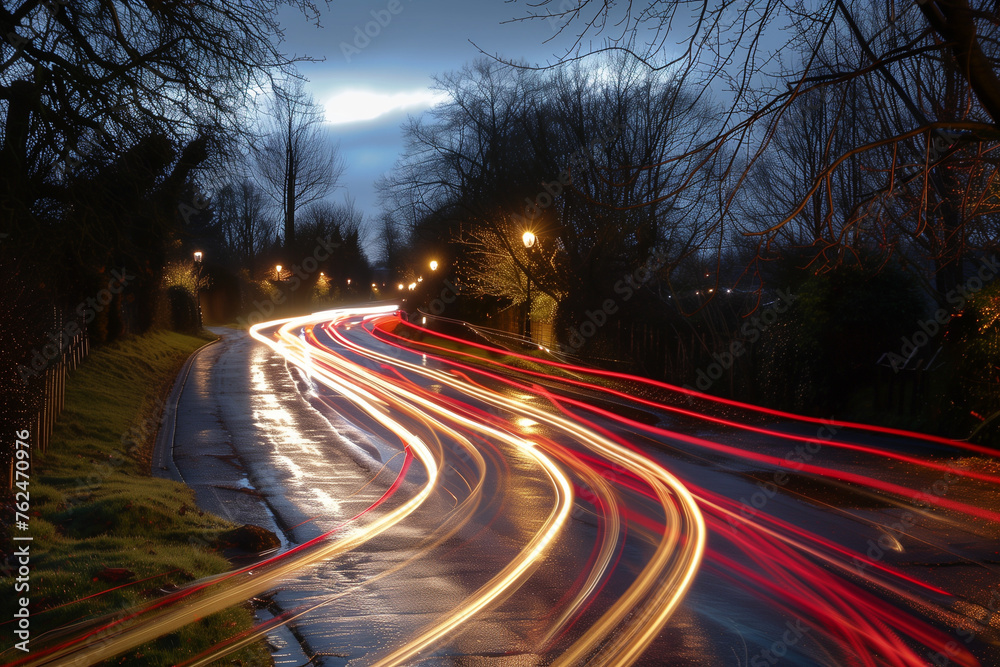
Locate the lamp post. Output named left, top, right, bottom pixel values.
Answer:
left=193, top=251, right=204, bottom=329
left=521, top=231, right=536, bottom=340
left=430, top=260, right=439, bottom=272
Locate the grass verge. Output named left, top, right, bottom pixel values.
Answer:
left=0, top=329, right=270, bottom=666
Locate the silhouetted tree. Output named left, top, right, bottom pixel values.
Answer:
left=504, top=0, right=1000, bottom=295
left=255, top=79, right=345, bottom=251
left=215, top=179, right=273, bottom=277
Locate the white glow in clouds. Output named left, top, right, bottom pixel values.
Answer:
left=323, top=89, right=448, bottom=125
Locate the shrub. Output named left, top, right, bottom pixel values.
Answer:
left=166, top=284, right=199, bottom=333
left=756, top=261, right=924, bottom=413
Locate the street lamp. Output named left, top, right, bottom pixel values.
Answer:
left=193, top=251, right=204, bottom=329
left=521, top=232, right=536, bottom=340
left=275, top=264, right=282, bottom=280
left=430, top=260, right=439, bottom=271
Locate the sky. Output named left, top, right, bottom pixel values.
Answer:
left=272, top=1, right=585, bottom=256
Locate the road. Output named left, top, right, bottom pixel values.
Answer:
left=15, top=306, right=1000, bottom=666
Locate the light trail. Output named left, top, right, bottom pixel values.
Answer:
left=315, top=309, right=706, bottom=665
left=357, top=310, right=997, bottom=666
left=7, top=312, right=445, bottom=667
left=13, top=305, right=999, bottom=666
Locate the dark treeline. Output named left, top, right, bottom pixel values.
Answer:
left=378, top=0, right=1000, bottom=443
left=0, top=0, right=372, bottom=466
left=3, top=0, right=1000, bottom=448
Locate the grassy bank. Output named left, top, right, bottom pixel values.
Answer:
left=0, top=330, right=270, bottom=666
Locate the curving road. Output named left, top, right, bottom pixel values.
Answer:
left=12, top=305, right=1000, bottom=666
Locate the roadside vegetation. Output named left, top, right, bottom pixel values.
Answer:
left=0, top=330, right=270, bottom=666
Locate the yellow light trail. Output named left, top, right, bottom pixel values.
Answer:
left=315, top=307, right=706, bottom=664
left=12, top=312, right=443, bottom=667
left=14, top=306, right=705, bottom=667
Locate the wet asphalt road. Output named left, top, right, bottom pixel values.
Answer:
left=153, top=315, right=1000, bottom=667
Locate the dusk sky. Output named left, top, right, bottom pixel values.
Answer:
left=273, top=1, right=587, bottom=253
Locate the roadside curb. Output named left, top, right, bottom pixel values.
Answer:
left=150, top=329, right=314, bottom=666
left=152, top=335, right=220, bottom=483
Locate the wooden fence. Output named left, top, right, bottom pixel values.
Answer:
left=4, top=307, right=89, bottom=487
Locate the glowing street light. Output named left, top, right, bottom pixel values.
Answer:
left=430, top=260, right=439, bottom=271
left=408, top=282, right=417, bottom=290
left=193, top=251, right=204, bottom=329
left=521, top=232, right=537, bottom=339
left=398, top=283, right=404, bottom=290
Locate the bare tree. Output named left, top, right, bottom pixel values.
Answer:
left=255, top=79, right=346, bottom=251
left=216, top=179, right=272, bottom=276
left=0, top=0, right=323, bottom=231
left=501, top=0, right=1000, bottom=296
left=382, top=57, right=717, bottom=325
left=375, top=212, right=405, bottom=269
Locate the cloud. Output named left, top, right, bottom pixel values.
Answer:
left=322, top=88, right=448, bottom=125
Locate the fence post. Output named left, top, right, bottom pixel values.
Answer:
left=59, top=355, right=66, bottom=414
left=43, top=368, right=51, bottom=453
left=35, top=410, right=42, bottom=455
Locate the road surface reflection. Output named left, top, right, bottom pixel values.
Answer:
left=13, top=305, right=1000, bottom=666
